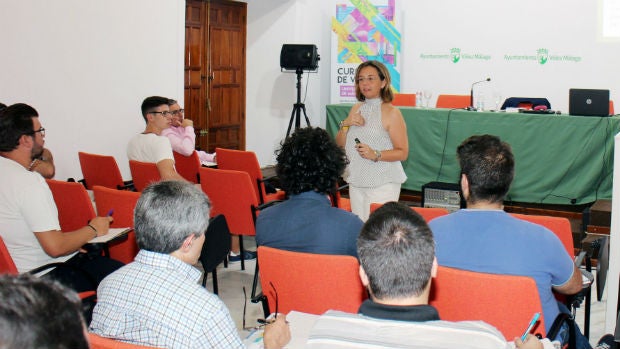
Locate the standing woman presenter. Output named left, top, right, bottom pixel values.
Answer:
left=335, top=60, right=408, bottom=221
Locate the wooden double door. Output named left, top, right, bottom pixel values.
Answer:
left=185, top=0, right=246, bottom=152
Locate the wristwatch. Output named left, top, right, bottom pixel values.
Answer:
left=339, top=120, right=349, bottom=131
left=373, top=150, right=382, bottom=162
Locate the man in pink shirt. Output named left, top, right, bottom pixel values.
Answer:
left=161, top=99, right=216, bottom=164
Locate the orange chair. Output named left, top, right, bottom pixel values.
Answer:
left=199, top=167, right=262, bottom=271
left=0, top=236, right=96, bottom=299
left=92, top=186, right=141, bottom=264
left=370, top=203, right=449, bottom=222
left=78, top=152, right=133, bottom=190
left=0, top=236, right=18, bottom=274
left=511, top=212, right=591, bottom=337
left=215, top=148, right=286, bottom=204
left=128, top=160, right=161, bottom=192
left=257, top=246, right=367, bottom=315
left=610, top=100, right=615, bottom=115
left=511, top=214, right=575, bottom=257
left=46, top=179, right=96, bottom=232
left=88, top=333, right=160, bottom=349
left=328, top=190, right=351, bottom=212
left=429, top=265, right=546, bottom=340
left=392, top=93, right=416, bottom=107
left=173, top=150, right=201, bottom=183
left=435, top=94, right=470, bottom=109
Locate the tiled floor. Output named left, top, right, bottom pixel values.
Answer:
left=200, top=237, right=610, bottom=346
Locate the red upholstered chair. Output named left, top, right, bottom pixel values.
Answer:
left=370, top=203, right=449, bottom=222
left=429, top=265, right=546, bottom=340
left=78, top=152, right=133, bottom=190
left=173, top=150, right=201, bottom=183
left=0, top=236, right=18, bottom=274
left=609, top=100, right=615, bottom=115
left=88, top=333, right=160, bottom=349
left=392, top=93, right=416, bottom=107
left=510, top=214, right=575, bottom=257
left=128, top=160, right=161, bottom=192
left=511, top=212, right=592, bottom=338
left=92, top=186, right=141, bottom=264
left=199, top=167, right=261, bottom=271
left=215, top=148, right=286, bottom=205
left=0, top=236, right=96, bottom=299
left=257, top=246, right=367, bottom=315
left=45, top=179, right=96, bottom=232
left=435, top=94, right=470, bottom=109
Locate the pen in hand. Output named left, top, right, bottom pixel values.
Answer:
left=520, top=312, right=540, bottom=342
left=107, top=209, right=114, bottom=217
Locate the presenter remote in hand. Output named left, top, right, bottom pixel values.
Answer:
left=335, top=60, right=408, bottom=221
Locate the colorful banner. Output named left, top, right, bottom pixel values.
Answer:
left=331, top=0, right=401, bottom=103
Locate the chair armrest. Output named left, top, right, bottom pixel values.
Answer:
left=28, top=262, right=67, bottom=275
left=257, top=200, right=284, bottom=211
left=337, top=183, right=349, bottom=191
left=574, top=250, right=587, bottom=268
left=547, top=312, right=576, bottom=348
left=118, top=180, right=135, bottom=191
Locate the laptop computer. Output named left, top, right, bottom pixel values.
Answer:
left=569, top=88, right=610, bottom=116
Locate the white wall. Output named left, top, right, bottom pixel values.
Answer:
left=0, top=0, right=185, bottom=180
left=4, top=0, right=619, bottom=174
left=246, top=0, right=333, bottom=164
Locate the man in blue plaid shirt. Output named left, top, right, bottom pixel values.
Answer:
left=90, top=181, right=290, bottom=348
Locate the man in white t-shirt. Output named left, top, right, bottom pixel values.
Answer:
left=0, top=103, right=122, bottom=292
left=127, top=96, right=185, bottom=181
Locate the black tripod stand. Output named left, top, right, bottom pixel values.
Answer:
left=286, top=68, right=311, bottom=137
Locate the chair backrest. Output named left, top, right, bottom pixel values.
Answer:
left=257, top=246, right=367, bottom=315
left=429, top=265, right=546, bottom=340
left=199, top=167, right=258, bottom=236
left=511, top=213, right=574, bottom=257
left=200, top=214, right=231, bottom=273
left=369, top=203, right=449, bottom=222
left=45, top=179, right=96, bottom=232
left=435, top=94, right=470, bottom=109
left=78, top=152, right=126, bottom=190
left=610, top=100, right=615, bottom=115
left=215, top=148, right=265, bottom=203
left=0, top=236, right=18, bottom=274
left=392, top=93, right=416, bottom=107
left=128, top=160, right=161, bottom=192
left=172, top=151, right=201, bottom=183
left=92, top=186, right=141, bottom=264
left=88, top=333, right=160, bottom=349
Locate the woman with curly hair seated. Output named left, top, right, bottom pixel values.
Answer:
left=256, top=127, right=363, bottom=257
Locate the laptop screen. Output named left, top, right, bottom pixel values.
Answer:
left=569, top=88, right=610, bottom=116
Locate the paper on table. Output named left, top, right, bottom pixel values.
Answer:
left=243, top=311, right=319, bottom=349
left=88, top=228, right=131, bottom=244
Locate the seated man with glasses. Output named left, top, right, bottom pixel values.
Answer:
left=127, top=96, right=186, bottom=181
left=90, top=181, right=291, bottom=349
left=162, top=99, right=217, bottom=164
left=0, top=102, right=55, bottom=178
left=0, top=103, right=122, bottom=292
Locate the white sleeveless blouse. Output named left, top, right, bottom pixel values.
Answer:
left=344, top=98, right=407, bottom=188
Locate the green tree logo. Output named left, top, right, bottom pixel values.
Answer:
left=451, top=48, right=461, bottom=63
left=537, top=48, right=549, bottom=65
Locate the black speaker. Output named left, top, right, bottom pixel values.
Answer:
left=280, top=44, right=319, bottom=71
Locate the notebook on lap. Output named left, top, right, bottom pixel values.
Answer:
left=569, top=88, right=610, bottom=116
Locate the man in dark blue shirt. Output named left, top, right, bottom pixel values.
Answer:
left=256, top=127, right=362, bottom=257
